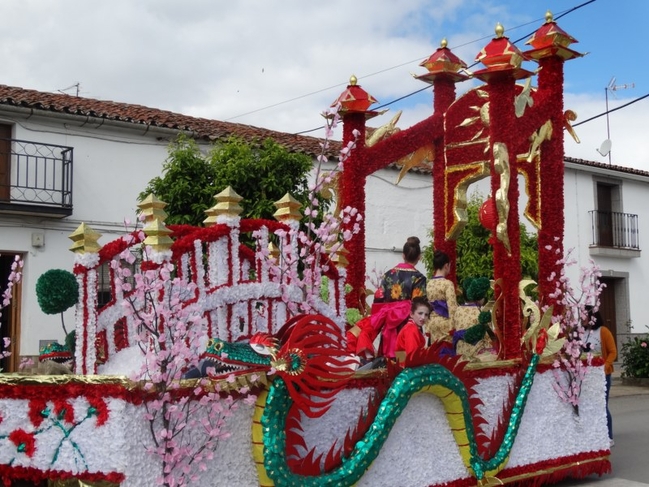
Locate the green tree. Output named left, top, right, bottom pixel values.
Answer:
left=422, top=192, right=538, bottom=284
left=141, top=134, right=315, bottom=225
left=141, top=135, right=218, bottom=226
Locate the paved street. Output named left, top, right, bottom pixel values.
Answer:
left=554, top=376, right=649, bottom=487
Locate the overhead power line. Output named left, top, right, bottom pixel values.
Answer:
left=573, top=93, right=649, bottom=127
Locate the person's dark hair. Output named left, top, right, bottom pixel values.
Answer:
left=585, top=305, right=603, bottom=330
left=411, top=296, right=431, bottom=313
left=403, top=236, right=421, bottom=263
left=433, top=249, right=450, bottom=271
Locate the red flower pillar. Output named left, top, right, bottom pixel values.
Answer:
left=489, top=76, right=523, bottom=360
left=341, top=111, right=368, bottom=311
left=474, top=24, right=533, bottom=359
left=416, top=39, right=469, bottom=283
left=432, top=78, right=462, bottom=279
left=537, top=56, right=565, bottom=308
left=332, top=76, right=379, bottom=312
left=526, top=12, right=583, bottom=309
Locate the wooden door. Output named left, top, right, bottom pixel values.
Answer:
left=0, top=253, right=22, bottom=372
left=597, top=184, right=613, bottom=246
left=599, top=277, right=618, bottom=349
left=0, top=124, right=11, bottom=201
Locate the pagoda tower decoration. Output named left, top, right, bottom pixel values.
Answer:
left=336, top=12, right=582, bottom=360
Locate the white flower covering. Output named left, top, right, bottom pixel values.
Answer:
left=74, top=273, right=87, bottom=374
left=97, top=345, right=146, bottom=376
left=310, top=298, right=345, bottom=330
left=73, top=270, right=99, bottom=374
left=0, top=367, right=609, bottom=486
left=229, top=228, right=241, bottom=285
left=257, top=227, right=270, bottom=282
left=74, top=252, right=100, bottom=269
left=146, top=249, right=172, bottom=265
left=84, top=269, right=98, bottom=373
left=193, top=239, right=207, bottom=295
left=208, top=237, right=229, bottom=288
left=180, top=253, right=190, bottom=280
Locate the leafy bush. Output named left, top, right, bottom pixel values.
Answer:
left=140, top=134, right=316, bottom=226
left=620, top=335, right=649, bottom=378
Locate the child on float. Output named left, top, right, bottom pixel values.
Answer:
left=424, top=250, right=458, bottom=349
left=395, top=297, right=431, bottom=362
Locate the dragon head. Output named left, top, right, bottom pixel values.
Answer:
left=203, top=333, right=277, bottom=377
left=203, top=314, right=357, bottom=417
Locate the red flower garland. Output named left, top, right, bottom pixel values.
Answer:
left=0, top=465, right=124, bottom=486
left=170, top=219, right=290, bottom=260
left=97, top=231, right=145, bottom=267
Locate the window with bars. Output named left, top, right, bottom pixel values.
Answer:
left=97, top=247, right=142, bottom=308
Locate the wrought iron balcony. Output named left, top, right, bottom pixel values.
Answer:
left=590, top=210, right=639, bottom=250
left=0, top=138, right=73, bottom=217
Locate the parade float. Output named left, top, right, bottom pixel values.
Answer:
left=0, top=12, right=612, bottom=487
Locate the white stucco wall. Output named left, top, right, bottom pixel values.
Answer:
left=364, top=168, right=433, bottom=279
left=1, top=110, right=171, bottom=355
left=1, top=110, right=440, bottom=356
left=563, top=163, right=649, bottom=336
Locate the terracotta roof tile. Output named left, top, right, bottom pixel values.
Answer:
left=0, top=84, right=340, bottom=158
left=565, top=156, right=649, bottom=179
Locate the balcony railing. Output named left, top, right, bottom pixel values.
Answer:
left=0, top=138, right=73, bottom=217
left=590, top=210, right=639, bottom=250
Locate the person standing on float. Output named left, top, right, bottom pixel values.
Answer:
left=424, top=250, right=458, bottom=349
left=353, top=236, right=427, bottom=360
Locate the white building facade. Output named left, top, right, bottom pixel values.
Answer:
left=0, top=85, right=645, bottom=370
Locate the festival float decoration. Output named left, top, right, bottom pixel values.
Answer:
left=0, top=11, right=613, bottom=487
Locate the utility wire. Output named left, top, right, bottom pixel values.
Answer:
left=292, top=1, right=596, bottom=135
left=573, top=94, right=649, bottom=126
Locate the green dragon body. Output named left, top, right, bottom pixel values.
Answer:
left=204, top=314, right=544, bottom=487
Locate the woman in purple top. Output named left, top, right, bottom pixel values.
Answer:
left=424, top=250, right=458, bottom=345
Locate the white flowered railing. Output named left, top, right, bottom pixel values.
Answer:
left=69, top=190, right=348, bottom=374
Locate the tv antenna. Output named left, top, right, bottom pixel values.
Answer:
left=598, top=77, right=634, bottom=164
left=58, top=82, right=81, bottom=97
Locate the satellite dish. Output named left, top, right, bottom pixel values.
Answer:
left=596, top=139, right=612, bottom=157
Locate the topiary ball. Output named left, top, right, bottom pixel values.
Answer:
left=36, top=269, right=79, bottom=315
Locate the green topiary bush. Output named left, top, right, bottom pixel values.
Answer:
left=36, top=269, right=79, bottom=315
left=620, top=334, right=649, bottom=378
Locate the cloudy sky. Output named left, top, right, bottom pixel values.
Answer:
left=0, top=0, right=646, bottom=169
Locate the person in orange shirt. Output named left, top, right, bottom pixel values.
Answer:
left=583, top=306, right=617, bottom=446
left=395, top=297, right=431, bottom=361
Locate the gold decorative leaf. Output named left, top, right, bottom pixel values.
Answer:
left=458, top=116, right=480, bottom=128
